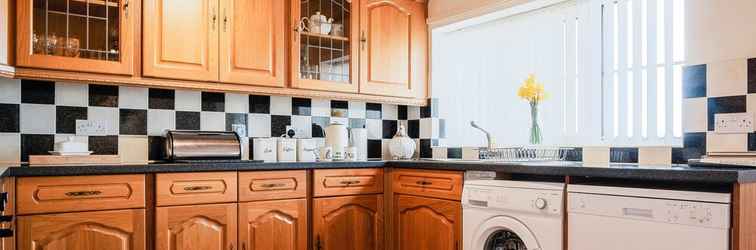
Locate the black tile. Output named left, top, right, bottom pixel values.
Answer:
left=610, top=147, right=639, bottom=163
left=419, top=139, right=432, bottom=158
left=420, top=98, right=439, bottom=118
left=271, top=115, right=291, bottom=137
left=250, top=95, right=271, bottom=114
left=407, top=120, right=420, bottom=139
left=202, top=92, right=225, bottom=112
left=0, top=104, right=19, bottom=132
left=331, top=100, right=348, bottom=117
left=564, top=148, right=583, bottom=162
left=748, top=58, right=756, bottom=93
left=367, top=139, right=382, bottom=159
left=89, top=84, right=119, bottom=107
left=21, top=134, right=54, bottom=162
left=398, top=105, right=408, bottom=120
left=55, top=106, right=87, bottom=134
left=175, top=111, right=201, bottom=130
left=671, top=147, right=686, bottom=164
left=382, top=120, right=398, bottom=139
left=21, top=80, right=55, bottom=104
left=349, top=118, right=366, bottom=129
left=683, top=64, right=707, bottom=98
left=89, top=136, right=118, bottom=155
left=680, top=132, right=707, bottom=161
left=120, top=109, right=147, bottom=135
left=366, top=103, right=382, bottom=119
left=707, top=96, right=747, bottom=131
left=148, top=88, right=175, bottom=110
left=292, top=98, right=312, bottom=116
left=226, top=113, right=248, bottom=135
left=148, top=136, right=166, bottom=161
left=749, top=133, right=756, bottom=151
left=311, top=116, right=330, bottom=138
left=447, top=147, right=462, bottom=159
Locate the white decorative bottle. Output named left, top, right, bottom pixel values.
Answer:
left=389, top=125, right=416, bottom=160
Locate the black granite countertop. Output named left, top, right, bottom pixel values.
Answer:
left=3, top=160, right=756, bottom=184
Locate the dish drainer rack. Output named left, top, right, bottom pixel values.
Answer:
left=478, top=147, right=576, bottom=161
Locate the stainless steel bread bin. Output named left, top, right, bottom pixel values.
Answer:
left=164, top=131, right=242, bottom=161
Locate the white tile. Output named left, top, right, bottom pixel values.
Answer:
left=20, top=104, right=55, bottom=134
left=382, top=104, right=398, bottom=120
left=707, top=59, right=748, bottom=97
left=225, top=93, right=248, bottom=113
left=707, top=132, right=747, bottom=153
left=420, top=118, right=438, bottom=139
left=175, top=90, right=202, bottom=111
left=747, top=94, right=756, bottom=117
left=119, top=135, right=148, bottom=164
left=0, top=133, right=20, bottom=163
left=118, top=86, right=148, bottom=109
left=248, top=114, right=271, bottom=138
left=88, top=107, right=119, bottom=135
left=55, top=82, right=88, bottom=107
left=348, top=101, right=366, bottom=118
left=200, top=112, right=226, bottom=131
left=0, top=78, right=20, bottom=104
left=270, top=96, right=292, bottom=115
left=407, top=106, right=421, bottom=120
left=432, top=147, right=447, bottom=159
left=366, top=119, right=382, bottom=139
left=382, top=139, right=392, bottom=160
left=291, top=115, right=312, bottom=138
left=638, top=147, right=672, bottom=165
left=683, top=97, right=707, bottom=132
left=583, top=147, right=610, bottom=164
left=312, top=99, right=331, bottom=117
left=147, top=109, right=175, bottom=136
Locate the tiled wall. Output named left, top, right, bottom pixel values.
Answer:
left=0, top=78, right=440, bottom=164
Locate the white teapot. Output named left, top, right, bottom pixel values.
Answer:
left=308, top=12, right=334, bottom=35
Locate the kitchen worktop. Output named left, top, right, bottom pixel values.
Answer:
left=3, top=160, right=756, bottom=184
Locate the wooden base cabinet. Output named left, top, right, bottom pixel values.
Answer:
left=313, top=195, right=384, bottom=250
left=155, top=203, right=237, bottom=250
left=394, top=195, right=461, bottom=250
left=17, top=209, right=146, bottom=250
left=239, top=199, right=307, bottom=250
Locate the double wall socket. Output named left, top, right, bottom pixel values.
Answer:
left=714, top=113, right=754, bottom=133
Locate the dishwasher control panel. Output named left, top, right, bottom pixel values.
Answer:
left=463, top=185, right=563, bottom=215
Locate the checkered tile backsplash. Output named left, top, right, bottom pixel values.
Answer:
left=0, top=79, right=441, bottom=163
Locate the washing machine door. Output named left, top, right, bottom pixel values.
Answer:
left=471, top=216, right=540, bottom=250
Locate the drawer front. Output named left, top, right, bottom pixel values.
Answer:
left=239, top=170, right=307, bottom=202
left=17, top=175, right=146, bottom=215
left=156, top=172, right=238, bottom=206
left=314, top=168, right=383, bottom=197
left=392, top=169, right=463, bottom=200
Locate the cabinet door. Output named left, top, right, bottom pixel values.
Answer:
left=16, top=0, right=136, bottom=75
left=313, top=195, right=384, bottom=250
left=143, top=0, right=219, bottom=81
left=156, top=203, right=237, bottom=250
left=394, top=195, right=461, bottom=250
left=359, top=0, right=427, bottom=98
left=289, top=0, right=360, bottom=93
left=219, top=0, right=285, bottom=87
left=239, top=199, right=307, bottom=250
left=17, top=209, right=146, bottom=250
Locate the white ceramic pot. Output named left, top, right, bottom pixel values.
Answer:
left=389, top=125, right=416, bottom=160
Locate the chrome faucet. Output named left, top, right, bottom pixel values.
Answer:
left=470, top=121, right=495, bottom=149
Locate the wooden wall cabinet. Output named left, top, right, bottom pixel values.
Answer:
left=16, top=0, right=136, bottom=75
left=359, top=0, right=428, bottom=99
left=156, top=203, right=238, bottom=250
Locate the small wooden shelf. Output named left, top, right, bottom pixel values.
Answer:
left=300, top=31, right=349, bottom=41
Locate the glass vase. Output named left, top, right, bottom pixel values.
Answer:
left=529, top=102, right=543, bottom=145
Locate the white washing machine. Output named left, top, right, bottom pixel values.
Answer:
left=463, top=178, right=564, bottom=250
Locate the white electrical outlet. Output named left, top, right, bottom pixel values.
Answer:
left=715, top=113, right=754, bottom=133
left=75, top=120, right=110, bottom=136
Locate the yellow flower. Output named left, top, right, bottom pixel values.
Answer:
left=516, top=74, right=549, bottom=103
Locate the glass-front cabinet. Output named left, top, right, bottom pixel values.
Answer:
left=290, top=0, right=359, bottom=93
left=16, top=0, right=135, bottom=75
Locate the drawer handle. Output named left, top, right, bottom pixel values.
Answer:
left=416, top=180, right=433, bottom=186
left=183, top=186, right=213, bottom=191
left=260, top=183, right=286, bottom=188
left=65, top=190, right=102, bottom=197
left=340, top=180, right=361, bottom=185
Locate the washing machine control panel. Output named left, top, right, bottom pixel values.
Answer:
left=463, top=184, right=564, bottom=215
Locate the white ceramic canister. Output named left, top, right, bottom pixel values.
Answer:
left=297, top=138, right=318, bottom=162
left=277, top=137, right=297, bottom=162
left=252, top=138, right=278, bottom=162
left=325, top=122, right=349, bottom=160
left=350, top=128, right=368, bottom=161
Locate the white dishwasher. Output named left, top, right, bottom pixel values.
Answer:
left=567, top=184, right=731, bottom=250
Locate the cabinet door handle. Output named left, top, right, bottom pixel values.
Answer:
left=242, top=243, right=246, bottom=250
left=261, top=183, right=286, bottom=189
left=211, top=7, right=217, bottom=30
left=339, top=180, right=361, bottom=185
left=315, top=235, right=322, bottom=250
left=229, top=243, right=233, bottom=250
left=223, top=8, right=228, bottom=32
left=65, top=190, right=102, bottom=197
left=415, top=180, right=433, bottom=186
left=183, top=185, right=212, bottom=191
left=360, top=31, right=367, bottom=50
left=124, top=0, right=129, bottom=18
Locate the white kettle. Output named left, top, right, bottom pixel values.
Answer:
left=325, top=122, right=349, bottom=160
